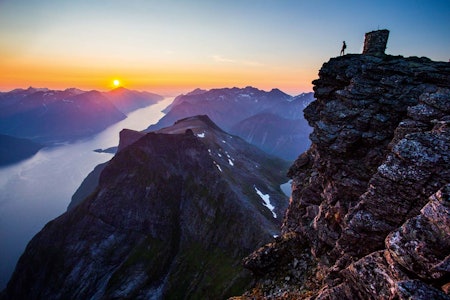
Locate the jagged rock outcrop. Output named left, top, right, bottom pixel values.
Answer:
left=235, top=31, right=450, bottom=299
left=2, top=115, right=290, bottom=300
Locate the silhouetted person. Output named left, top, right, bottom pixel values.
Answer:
left=340, top=41, right=346, bottom=56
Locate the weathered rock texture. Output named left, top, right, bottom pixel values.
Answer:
left=235, top=43, right=450, bottom=298
left=363, top=29, right=389, bottom=55
left=2, top=116, right=290, bottom=300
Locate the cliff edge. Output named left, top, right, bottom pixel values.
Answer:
left=236, top=30, right=450, bottom=299
left=2, top=116, right=290, bottom=299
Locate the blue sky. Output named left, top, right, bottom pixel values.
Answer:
left=0, top=0, right=448, bottom=94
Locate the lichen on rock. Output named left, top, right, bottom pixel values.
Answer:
left=237, top=31, right=450, bottom=299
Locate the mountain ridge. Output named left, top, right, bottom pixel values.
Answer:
left=2, top=115, right=290, bottom=299
left=148, top=86, right=314, bottom=161
left=0, top=87, right=163, bottom=144
left=235, top=31, right=450, bottom=299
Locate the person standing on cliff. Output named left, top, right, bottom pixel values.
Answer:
left=340, top=41, right=346, bottom=55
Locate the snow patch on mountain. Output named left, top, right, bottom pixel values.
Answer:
left=213, top=161, right=222, bottom=172
left=254, top=186, right=277, bottom=218
left=225, top=152, right=234, bottom=166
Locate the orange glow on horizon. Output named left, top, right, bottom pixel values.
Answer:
left=0, top=56, right=315, bottom=96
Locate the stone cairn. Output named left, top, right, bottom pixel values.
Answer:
left=363, top=29, right=390, bottom=55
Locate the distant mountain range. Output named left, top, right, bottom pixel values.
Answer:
left=3, top=115, right=290, bottom=299
left=0, top=87, right=163, bottom=143
left=0, top=86, right=312, bottom=164
left=148, top=86, right=314, bottom=161
left=0, top=87, right=163, bottom=165
left=103, top=87, right=163, bottom=114
left=4, top=31, right=449, bottom=300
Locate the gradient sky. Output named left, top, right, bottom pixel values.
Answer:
left=0, top=0, right=449, bottom=95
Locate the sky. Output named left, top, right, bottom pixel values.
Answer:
left=0, top=0, right=449, bottom=96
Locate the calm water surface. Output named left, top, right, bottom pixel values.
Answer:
left=0, top=97, right=173, bottom=289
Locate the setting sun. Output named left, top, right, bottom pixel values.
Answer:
left=113, top=79, right=120, bottom=87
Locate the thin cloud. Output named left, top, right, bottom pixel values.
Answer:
left=212, top=55, right=263, bottom=67
left=243, top=60, right=264, bottom=67
left=212, top=55, right=236, bottom=63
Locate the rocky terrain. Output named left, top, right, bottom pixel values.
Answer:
left=69, top=128, right=151, bottom=211
left=2, top=115, right=290, bottom=299
left=148, top=87, right=314, bottom=161
left=235, top=32, right=450, bottom=299
left=2, top=30, right=448, bottom=299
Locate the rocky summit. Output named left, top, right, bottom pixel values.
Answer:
left=235, top=31, right=450, bottom=299
left=1, top=115, right=290, bottom=300
left=2, top=30, right=449, bottom=300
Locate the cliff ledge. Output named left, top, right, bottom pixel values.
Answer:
left=236, top=30, right=450, bottom=299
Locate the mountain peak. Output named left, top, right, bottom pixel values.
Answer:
left=171, top=115, right=225, bottom=133
left=185, top=88, right=207, bottom=96
left=63, top=88, right=85, bottom=95
left=109, top=86, right=130, bottom=93
left=26, top=86, right=49, bottom=93
left=239, top=31, right=450, bottom=299
left=269, top=88, right=291, bottom=99
left=147, top=86, right=312, bottom=160
left=3, top=106, right=290, bottom=299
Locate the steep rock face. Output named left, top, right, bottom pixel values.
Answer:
left=117, top=128, right=146, bottom=152
left=68, top=162, right=108, bottom=211
left=2, top=115, right=290, bottom=300
left=69, top=129, right=147, bottom=211
left=147, top=87, right=314, bottom=161
left=236, top=48, right=450, bottom=297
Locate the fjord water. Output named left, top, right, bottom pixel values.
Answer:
left=0, top=97, right=173, bottom=289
